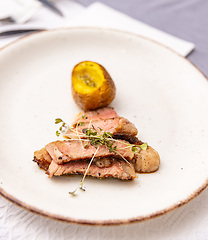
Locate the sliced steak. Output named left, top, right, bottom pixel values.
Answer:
left=44, top=139, right=135, bottom=164
left=33, top=147, right=52, bottom=171
left=65, top=117, right=138, bottom=139
left=33, top=107, right=160, bottom=180
left=46, top=158, right=137, bottom=180
left=71, top=107, right=119, bottom=126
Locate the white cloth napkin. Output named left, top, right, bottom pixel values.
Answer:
left=68, top=2, right=195, bottom=56
left=0, top=0, right=194, bottom=56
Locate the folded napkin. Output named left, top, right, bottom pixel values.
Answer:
left=69, top=2, right=195, bottom=57
left=0, top=1, right=194, bottom=56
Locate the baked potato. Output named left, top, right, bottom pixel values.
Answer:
left=71, top=61, right=116, bottom=110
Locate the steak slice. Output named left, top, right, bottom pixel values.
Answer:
left=65, top=117, right=138, bottom=139
left=44, top=139, right=135, bottom=165
left=33, top=147, right=52, bottom=171
left=71, top=107, right=119, bottom=126
left=46, top=158, right=137, bottom=180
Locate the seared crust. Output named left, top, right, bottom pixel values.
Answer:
left=33, top=147, right=52, bottom=171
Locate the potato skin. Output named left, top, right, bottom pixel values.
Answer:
left=71, top=61, right=116, bottom=110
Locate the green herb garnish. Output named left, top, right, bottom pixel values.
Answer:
left=82, top=128, right=117, bottom=151
left=55, top=118, right=63, bottom=124
left=131, top=146, right=138, bottom=152
left=139, top=143, right=148, bottom=151
left=55, top=118, right=70, bottom=137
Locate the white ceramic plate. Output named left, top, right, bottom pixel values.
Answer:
left=0, top=27, right=208, bottom=225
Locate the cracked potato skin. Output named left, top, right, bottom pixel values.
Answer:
left=71, top=61, right=116, bottom=110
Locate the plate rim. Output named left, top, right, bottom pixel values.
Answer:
left=0, top=26, right=208, bottom=225
left=0, top=180, right=208, bottom=225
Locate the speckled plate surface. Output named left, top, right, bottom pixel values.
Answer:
left=0, top=27, right=207, bottom=225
